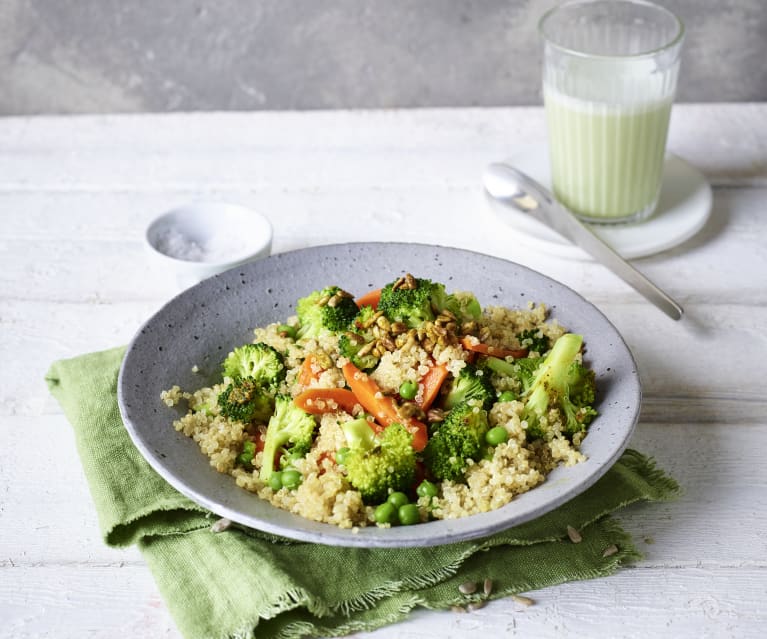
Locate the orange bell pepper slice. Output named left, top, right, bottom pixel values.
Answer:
left=341, top=361, right=428, bottom=451
left=293, top=387, right=362, bottom=416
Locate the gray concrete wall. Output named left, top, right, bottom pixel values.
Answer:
left=0, top=0, right=764, bottom=115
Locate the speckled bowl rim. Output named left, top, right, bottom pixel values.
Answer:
left=118, top=242, right=640, bottom=548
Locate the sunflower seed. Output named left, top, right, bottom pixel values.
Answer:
left=451, top=605, right=466, bottom=613
left=390, top=321, right=408, bottom=335
left=602, top=544, right=619, bottom=557
left=512, top=594, right=534, bottom=607
left=567, top=525, right=582, bottom=543
left=461, top=321, right=478, bottom=334
left=398, top=401, right=424, bottom=419
left=345, top=332, right=364, bottom=345
left=427, top=408, right=445, bottom=423
left=458, top=581, right=477, bottom=595
left=467, top=601, right=486, bottom=612
left=210, top=517, right=232, bottom=533
left=483, top=578, right=493, bottom=596
left=357, top=341, right=376, bottom=356
left=361, top=311, right=383, bottom=329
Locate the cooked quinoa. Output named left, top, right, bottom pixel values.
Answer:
left=161, top=275, right=595, bottom=530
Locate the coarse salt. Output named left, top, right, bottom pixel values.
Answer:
left=155, top=227, right=251, bottom=263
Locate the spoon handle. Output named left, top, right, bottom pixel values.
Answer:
left=499, top=165, right=684, bottom=321
left=553, top=209, right=684, bottom=320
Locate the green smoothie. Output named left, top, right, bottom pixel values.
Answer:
left=544, top=86, right=672, bottom=222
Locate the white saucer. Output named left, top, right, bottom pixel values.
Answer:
left=484, top=147, right=713, bottom=260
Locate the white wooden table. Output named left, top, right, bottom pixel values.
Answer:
left=2, top=103, right=766, bottom=638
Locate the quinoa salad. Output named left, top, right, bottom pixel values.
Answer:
left=161, top=273, right=599, bottom=529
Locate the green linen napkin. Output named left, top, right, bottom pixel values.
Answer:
left=46, top=347, right=678, bottom=639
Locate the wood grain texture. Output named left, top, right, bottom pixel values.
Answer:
left=1, top=104, right=765, bottom=638
left=3, top=566, right=765, bottom=639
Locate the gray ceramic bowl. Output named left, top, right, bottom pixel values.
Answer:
left=118, top=242, right=640, bottom=547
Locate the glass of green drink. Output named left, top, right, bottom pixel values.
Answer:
left=540, top=0, right=684, bottom=224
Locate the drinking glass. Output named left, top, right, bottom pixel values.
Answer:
left=540, top=0, right=684, bottom=223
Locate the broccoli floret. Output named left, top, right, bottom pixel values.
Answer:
left=218, top=377, right=275, bottom=424
left=222, top=342, right=286, bottom=385
left=520, top=333, right=598, bottom=440
left=341, top=417, right=380, bottom=450
left=486, top=355, right=543, bottom=396
left=296, top=286, right=359, bottom=339
left=379, top=275, right=482, bottom=329
left=443, top=363, right=495, bottom=410
left=423, top=402, right=490, bottom=482
left=434, top=289, right=482, bottom=324
left=378, top=276, right=439, bottom=328
left=516, top=329, right=550, bottom=355
left=353, top=305, right=377, bottom=329
left=338, top=304, right=382, bottom=369
left=567, top=362, right=597, bottom=408
left=341, top=420, right=416, bottom=503
left=338, top=332, right=379, bottom=371
left=259, top=395, right=317, bottom=481
left=513, top=357, right=544, bottom=391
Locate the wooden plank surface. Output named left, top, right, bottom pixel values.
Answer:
left=1, top=104, right=766, bottom=638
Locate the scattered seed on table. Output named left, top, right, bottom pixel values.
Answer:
left=602, top=544, right=619, bottom=557
left=483, top=578, right=493, bottom=596
left=210, top=517, right=232, bottom=533
left=467, top=601, right=486, bottom=612
left=459, top=581, right=477, bottom=595
left=451, top=605, right=466, bottom=613
left=566, top=525, right=582, bottom=543
left=512, top=594, right=534, bottom=607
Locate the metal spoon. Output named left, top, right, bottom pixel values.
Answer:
left=483, top=162, right=683, bottom=321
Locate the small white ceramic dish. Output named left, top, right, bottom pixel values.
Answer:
left=145, top=202, right=273, bottom=289
left=485, top=147, right=712, bottom=260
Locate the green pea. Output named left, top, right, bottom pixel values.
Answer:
left=398, top=503, right=421, bottom=526
left=486, top=426, right=509, bottom=446
left=497, top=390, right=516, bottom=403
left=281, top=469, right=302, bottom=490
left=335, top=447, right=350, bottom=465
left=416, top=480, right=438, bottom=499
left=269, top=471, right=283, bottom=491
left=237, top=440, right=256, bottom=466
left=278, top=324, right=297, bottom=339
left=387, top=491, right=409, bottom=508
left=399, top=380, right=418, bottom=401
left=374, top=502, right=398, bottom=525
